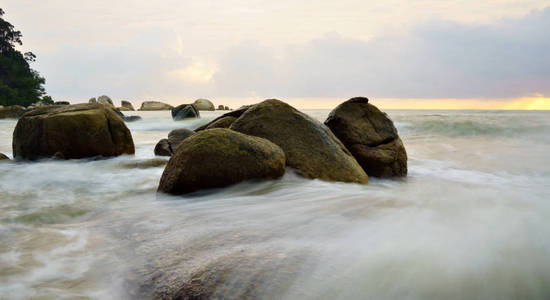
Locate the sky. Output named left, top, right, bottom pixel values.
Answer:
left=2, top=0, right=550, bottom=109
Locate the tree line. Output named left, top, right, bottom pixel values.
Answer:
left=0, top=8, right=52, bottom=107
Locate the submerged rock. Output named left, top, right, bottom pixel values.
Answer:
left=171, top=104, right=200, bottom=121
left=121, top=100, right=135, bottom=111
left=0, top=153, right=9, bottom=160
left=0, top=106, right=26, bottom=119
left=193, top=99, right=215, bottom=111
left=230, top=99, right=368, bottom=184
left=154, top=129, right=195, bottom=156
left=139, top=101, right=174, bottom=111
left=118, top=158, right=168, bottom=169
left=12, top=103, right=135, bottom=160
left=325, top=97, right=407, bottom=177
left=158, top=128, right=285, bottom=195
left=123, top=115, right=142, bottom=122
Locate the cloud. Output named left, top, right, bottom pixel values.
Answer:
left=211, top=7, right=550, bottom=99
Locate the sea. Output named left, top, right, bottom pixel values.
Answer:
left=1, top=109, right=549, bottom=299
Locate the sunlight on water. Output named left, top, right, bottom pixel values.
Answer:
left=0, top=109, right=549, bottom=299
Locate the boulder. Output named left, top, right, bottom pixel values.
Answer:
left=171, top=104, right=200, bottom=120
left=195, top=105, right=252, bottom=131
left=0, top=106, right=26, bottom=119
left=217, top=104, right=224, bottom=110
left=224, top=106, right=230, bottom=110
left=98, top=95, right=114, bottom=108
left=54, top=101, right=70, bottom=105
left=154, top=129, right=195, bottom=156
left=121, top=100, right=135, bottom=111
left=193, top=99, right=215, bottom=111
left=158, top=128, right=286, bottom=195
left=123, top=115, right=142, bottom=122
left=12, top=103, right=135, bottom=160
left=206, top=116, right=236, bottom=129
left=89, top=97, right=97, bottom=103
left=324, top=97, right=407, bottom=177
left=139, top=101, right=174, bottom=111
left=230, top=99, right=368, bottom=184
left=0, top=153, right=9, bottom=160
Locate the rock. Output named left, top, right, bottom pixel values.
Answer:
left=224, top=106, right=230, bottom=110
left=54, top=101, right=70, bottom=105
left=12, top=103, right=135, bottom=160
left=193, top=99, right=215, bottom=111
left=324, top=97, right=407, bottom=177
left=118, top=106, right=132, bottom=111
left=195, top=105, right=252, bottom=131
left=217, top=104, right=224, bottom=110
left=206, top=116, right=236, bottom=129
left=158, top=128, right=286, bottom=195
left=123, top=115, right=142, bottom=122
left=171, top=104, right=200, bottom=120
left=154, top=139, right=172, bottom=156
left=230, top=99, right=368, bottom=184
left=154, top=129, right=195, bottom=156
left=89, top=97, right=97, bottom=103
left=0, top=153, right=9, bottom=160
left=139, top=101, right=174, bottom=111
left=0, top=106, right=26, bottom=119
left=118, top=158, right=168, bottom=169
left=121, top=100, right=135, bottom=111
left=98, top=95, right=114, bottom=106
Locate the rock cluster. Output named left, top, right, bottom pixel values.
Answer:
left=12, top=103, right=135, bottom=160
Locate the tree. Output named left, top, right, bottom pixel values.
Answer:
left=0, top=8, right=50, bottom=107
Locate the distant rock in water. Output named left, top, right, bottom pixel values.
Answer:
left=325, top=97, right=407, bottom=177
left=123, top=115, right=142, bottom=122
left=97, top=95, right=114, bottom=108
left=217, top=104, right=224, bottom=110
left=225, top=106, right=230, bottom=110
left=193, top=99, right=215, bottom=111
left=118, top=158, right=168, bottom=169
left=0, top=106, right=26, bottom=119
left=54, top=101, right=70, bottom=105
left=120, top=100, right=135, bottom=111
left=171, top=104, right=200, bottom=120
left=154, top=128, right=195, bottom=156
left=158, top=128, right=285, bottom=195
left=0, top=153, right=9, bottom=160
left=230, top=99, right=368, bottom=184
left=139, top=101, right=174, bottom=111
left=12, top=103, right=135, bottom=160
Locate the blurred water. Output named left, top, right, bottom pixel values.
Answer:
left=0, top=109, right=549, bottom=299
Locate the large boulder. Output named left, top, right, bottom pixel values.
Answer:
left=193, top=99, right=215, bottom=111
left=139, top=101, right=173, bottom=111
left=206, top=116, right=236, bottom=129
left=154, top=128, right=195, bottom=156
left=171, top=104, right=200, bottom=120
left=195, top=105, right=252, bottom=131
left=158, top=128, right=286, bottom=195
left=324, top=97, right=407, bottom=177
left=12, top=103, right=135, bottom=160
left=120, top=100, right=135, bottom=111
left=0, top=106, right=26, bottom=119
left=230, top=99, right=368, bottom=184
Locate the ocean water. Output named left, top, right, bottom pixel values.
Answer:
left=0, top=109, right=549, bottom=299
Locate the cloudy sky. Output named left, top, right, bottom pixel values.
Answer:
left=2, top=0, right=550, bottom=108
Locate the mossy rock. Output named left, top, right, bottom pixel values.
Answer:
left=325, top=97, right=407, bottom=177
left=12, top=103, right=135, bottom=160
left=206, top=116, right=237, bottom=129
left=230, top=99, right=368, bottom=184
left=158, top=128, right=285, bottom=195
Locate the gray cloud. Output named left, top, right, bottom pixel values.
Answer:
left=212, top=7, right=550, bottom=99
